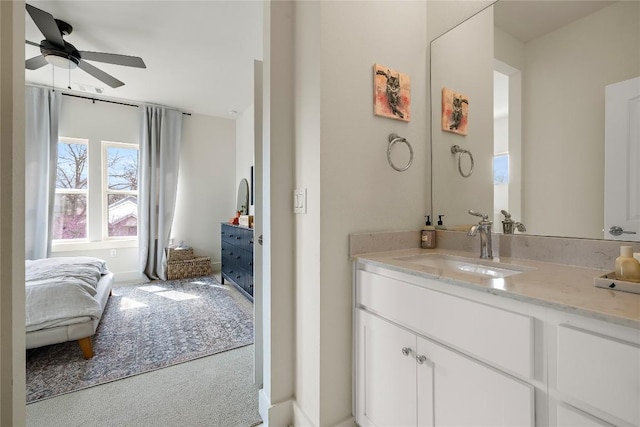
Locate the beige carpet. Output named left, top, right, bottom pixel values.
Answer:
left=27, top=344, right=261, bottom=427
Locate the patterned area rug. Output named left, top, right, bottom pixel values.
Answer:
left=26, top=276, right=254, bottom=403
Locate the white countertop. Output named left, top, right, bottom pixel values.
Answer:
left=353, top=248, right=640, bottom=330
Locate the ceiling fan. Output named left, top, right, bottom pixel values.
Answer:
left=24, top=3, right=146, bottom=88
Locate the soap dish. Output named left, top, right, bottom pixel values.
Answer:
left=594, top=272, right=640, bottom=294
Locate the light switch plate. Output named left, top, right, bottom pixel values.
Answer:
left=294, top=188, right=307, bottom=214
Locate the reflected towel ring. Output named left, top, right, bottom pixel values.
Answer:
left=387, top=133, right=413, bottom=172
left=450, top=144, right=474, bottom=178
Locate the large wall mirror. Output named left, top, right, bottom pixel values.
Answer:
left=430, top=0, right=639, bottom=241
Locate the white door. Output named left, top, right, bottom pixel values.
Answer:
left=356, top=310, right=417, bottom=427
left=604, top=77, right=640, bottom=241
left=417, top=336, right=534, bottom=427
left=253, top=59, right=263, bottom=386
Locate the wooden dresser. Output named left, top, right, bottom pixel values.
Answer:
left=220, top=223, right=254, bottom=300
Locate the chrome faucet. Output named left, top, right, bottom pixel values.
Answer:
left=467, top=210, right=493, bottom=259
left=500, top=210, right=526, bottom=234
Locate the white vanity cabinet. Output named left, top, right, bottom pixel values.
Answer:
left=355, top=267, right=535, bottom=427
left=549, top=321, right=640, bottom=426
left=354, top=259, right=640, bottom=427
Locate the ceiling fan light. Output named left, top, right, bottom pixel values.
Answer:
left=44, top=54, right=78, bottom=69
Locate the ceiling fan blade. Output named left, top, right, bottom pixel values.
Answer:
left=79, top=51, right=146, bottom=69
left=25, top=40, right=41, bottom=48
left=77, top=60, right=124, bottom=88
left=25, top=55, right=48, bottom=70
left=25, top=4, right=64, bottom=47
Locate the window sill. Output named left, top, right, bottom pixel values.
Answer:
left=51, top=238, right=137, bottom=253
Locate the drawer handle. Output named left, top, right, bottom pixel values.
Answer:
left=402, top=347, right=412, bottom=357
left=236, top=236, right=241, bottom=240
left=236, top=256, right=241, bottom=260
left=416, top=354, right=434, bottom=367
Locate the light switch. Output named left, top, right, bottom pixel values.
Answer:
left=294, top=188, right=307, bottom=214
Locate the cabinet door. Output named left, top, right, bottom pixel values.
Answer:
left=556, top=403, right=615, bottom=427
left=356, top=310, right=417, bottom=427
left=417, top=336, right=534, bottom=427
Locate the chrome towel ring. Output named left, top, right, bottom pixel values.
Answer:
left=387, top=133, right=413, bottom=172
left=450, top=144, right=474, bottom=178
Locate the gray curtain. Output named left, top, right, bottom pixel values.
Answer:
left=138, top=105, right=183, bottom=280
left=25, top=86, right=61, bottom=260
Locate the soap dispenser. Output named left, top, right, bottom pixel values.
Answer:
left=436, top=215, right=446, bottom=230
left=421, top=215, right=436, bottom=249
left=614, top=246, right=640, bottom=283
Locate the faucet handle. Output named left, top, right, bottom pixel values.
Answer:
left=468, top=209, right=488, bottom=220
left=500, top=209, right=511, bottom=219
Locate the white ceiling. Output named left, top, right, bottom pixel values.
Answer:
left=25, top=1, right=264, bottom=118
left=494, top=0, right=615, bottom=43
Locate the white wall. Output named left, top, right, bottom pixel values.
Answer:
left=236, top=105, right=255, bottom=215
left=522, top=1, right=639, bottom=238
left=292, top=1, right=429, bottom=425
left=294, top=1, right=321, bottom=424
left=0, top=1, right=26, bottom=423
left=170, top=114, right=236, bottom=272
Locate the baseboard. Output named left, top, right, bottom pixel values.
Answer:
left=211, top=261, right=221, bottom=273
left=331, top=415, right=357, bottom=427
left=259, top=389, right=293, bottom=427
left=112, top=271, right=146, bottom=285
left=291, top=401, right=356, bottom=427
left=292, top=401, right=314, bottom=426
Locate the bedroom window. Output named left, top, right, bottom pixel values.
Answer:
left=104, top=142, right=139, bottom=238
left=53, top=138, right=89, bottom=240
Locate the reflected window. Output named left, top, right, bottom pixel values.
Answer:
left=493, top=154, right=509, bottom=185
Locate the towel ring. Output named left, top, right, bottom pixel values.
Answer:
left=387, top=133, right=413, bottom=172
left=450, top=145, right=474, bottom=178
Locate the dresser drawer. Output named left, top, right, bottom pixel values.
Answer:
left=356, top=269, right=533, bottom=378
left=557, top=325, right=640, bottom=425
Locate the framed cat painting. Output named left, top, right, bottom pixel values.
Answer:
left=441, top=88, right=469, bottom=135
left=373, top=64, right=411, bottom=122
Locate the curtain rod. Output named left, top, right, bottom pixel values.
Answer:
left=61, top=92, right=192, bottom=116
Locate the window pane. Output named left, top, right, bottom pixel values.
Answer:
left=108, top=194, right=138, bottom=237
left=53, top=193, right=87, bottom=239
left=107, top=147, right=138, bottom=191
left=493, top=154, right=509, bottom=185
left=57, top=142, right=88, bottom=189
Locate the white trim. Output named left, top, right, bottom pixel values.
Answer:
left=112, top=271, right=146, bottom=285
left=51, top=238, right=137, bottom=252
left=259, top=389, right=292, bottom=427
left=292, top=401, right=314, bottom=426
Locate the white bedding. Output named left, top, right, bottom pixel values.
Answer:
left=25, top=256, right=110, bottom=332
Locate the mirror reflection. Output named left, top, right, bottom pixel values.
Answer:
left=237, top=178, right=249, bottom=215
left=431, top=0, right=639, bottom=241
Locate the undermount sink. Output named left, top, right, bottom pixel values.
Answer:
left=394, top=253, right=533, bottom=278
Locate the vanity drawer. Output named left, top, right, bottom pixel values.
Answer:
left=557, top=325, right=640, bottom=426
left=356, top=269, right=533, bottom=378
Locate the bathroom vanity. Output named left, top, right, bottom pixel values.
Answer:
left=353, top=247, right=640, bottom=427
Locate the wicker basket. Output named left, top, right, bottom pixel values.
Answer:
left=167, top=247, right=194, bottom=262
left=167, top=256, right=212, bottom=280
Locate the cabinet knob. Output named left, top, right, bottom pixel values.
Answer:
left=416, top=354, right=433, bottom=366
left=402, top=347, right=412, bottom=357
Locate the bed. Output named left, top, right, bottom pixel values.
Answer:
left=25, top=256, right=114, bottom=359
